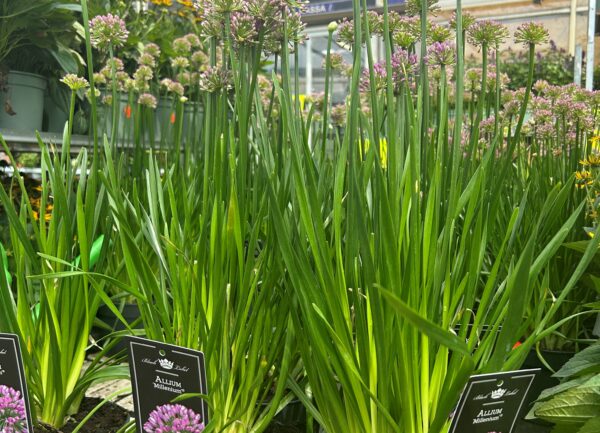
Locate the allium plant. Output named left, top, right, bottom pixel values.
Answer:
left=144, top=404, right=204, bottom=433
left=89, top=13, right=129, bottom=50
left=0, top=385, right=27, bottom=433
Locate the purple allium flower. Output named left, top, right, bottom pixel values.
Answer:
left=199, top=67, right=232, bottom=93
left=0, top=385, right=27, bottom=433
left=89, top=14, right=129, bottom=50
left=514, top=21, right=549, bottom=46
left=138, top=93, right=158, bottom=109
left=336, top=17, right=355, bottom=49
left=330, top=104, right=347, bottom=127
left=143, top=404, right=204, bottom=433
left=231, top=12, right=258, bottom=45
left=428, top=41, right=455, bottom=66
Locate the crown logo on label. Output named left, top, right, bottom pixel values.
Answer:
left=491, top=388, right=507, bottom=399
left=158, top=358, right=174, bottom=370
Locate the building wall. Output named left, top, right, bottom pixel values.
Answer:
left=436, top=0, right=591, bottom=57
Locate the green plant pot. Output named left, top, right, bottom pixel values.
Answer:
left=183, top=101, right=203, bottom=139
left=44, top=93, right=68, bottom=134
left=0, top=71, right=47, bottom=132
left=155, top=96, right=175, bottom=142
left=96, top=92, right=133, bottom=141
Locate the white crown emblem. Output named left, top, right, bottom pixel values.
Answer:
left=491, top=388, right=507, bottom=399
left=158, top=358, right=174, bottom=370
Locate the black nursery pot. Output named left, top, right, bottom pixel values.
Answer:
left=93, top=303, right=144, bottom=355
left=513, top=349, right=574, bottom=433
left=263, top=399, right=308, bottom=433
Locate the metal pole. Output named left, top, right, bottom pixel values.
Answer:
left=569, top=0, right=578, bottom=54
left=575, top=44, right=583, bottom=86
left=586, top=0, right=596, bottom=90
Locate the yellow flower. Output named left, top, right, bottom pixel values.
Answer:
left=585, top=227, right=596, bottom=238
left=150, top=0, right=173, bottom=6
left=292, top=94, right=307, bottom=111
left=580, top=153, right=600, bottom=167
left=591, top=134, right=600, bottom=152
left=177, top=0, right=194, bottom=6
left=361, top=137, right=388, bottom=169
left=575, top=170, right=594, bottom=188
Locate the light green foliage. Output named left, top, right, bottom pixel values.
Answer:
left=533, top=341, right=600, bottom=432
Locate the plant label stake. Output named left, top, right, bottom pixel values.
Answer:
left=127, top=336, right=208, bottom=433
left=449, top=369, right=539, bottom=433
left=0, top=333, right=34, bottom=432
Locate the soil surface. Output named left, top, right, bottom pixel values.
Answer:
left=34, top=397, right=130, bottom=433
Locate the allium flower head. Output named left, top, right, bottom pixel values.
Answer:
left=173, top=37, right=193, bottom=55
left=0, top=385, right=27, bottom=433
left=405, top=0, right=439, bottom=16
left=199, top=66, right=232, bottom=93
left=138, top=93, right=158, bottom=109
left=185, top=33, right=202, bottom=48
left=144, top=404, right=204, bottom=433
left=139, top=53, right=157, bottom=68
left=336, top=18, right=355, bottom=49
left=429, top=23, right=452, bottom=43
left=467, top=19, right=508, bottom=47
left=167, top=81, right=185, bottom=96
left=171, top=56, right=190, bottom=70
left=367, top=11, right=383, bottom=35
left=514, top=21, right=549, bottom=46
left=191, top=50, right=209, bottom=67
left=428, top=41, right=455, bottom=66
left=231, top=12, right=258, bottom=44
left=89, top=14, right=129, bottom=50
left=390, top=15, right=420, bottom=48
left=93, top=72, right=107, bottom=85
left=60, top=74, right=89, bottom=91
left=106, top=57, right=125, bottom=72
left=450, top=11, right=476, bottom=32
left=134, top=65, right=154, bottom=83
left=143, top=43, right=161, bottom=58
left=330, top=104, right=347, bottom=127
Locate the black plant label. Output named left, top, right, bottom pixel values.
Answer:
left=127, top=336, right=209, bottom=433
left=449, top=369, right=538, bottom=433
left=0, top=333, right=34, bottom=433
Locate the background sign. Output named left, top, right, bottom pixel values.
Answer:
left=304, top=0, right=405, bottom=15
left=128, top=337, right=208, bottom=433
left=0, top=333, right=34, bottom=433
left=305, top=0, right=375, bottom=15
left=450, top=369, right=539, bottom=433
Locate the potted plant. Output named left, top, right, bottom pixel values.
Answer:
left=0, top=0, right=83, bottom=132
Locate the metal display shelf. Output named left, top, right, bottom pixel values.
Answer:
left=0, top=128, right=169, bottom=155
left=0, top=128, right=92, bottom=154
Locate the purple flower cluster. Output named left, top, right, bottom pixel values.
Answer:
left=194, top=0, right=306, bottom=52
left=360, top=48, right=419, bottom=94
left=144, top=404, right=204, bottom=433
left=89, top=14, right=129, bottom=50
left=0, top=385, right=27, bottom=433
left=428, top=41, right=455, bottom=66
